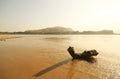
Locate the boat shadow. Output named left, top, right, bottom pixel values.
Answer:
left=33, top=58, right=72, bottom=77
left=33, top=57, right=97, bottom=77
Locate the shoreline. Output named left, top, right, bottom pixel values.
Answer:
left=0, top=36, right=22, bottom=41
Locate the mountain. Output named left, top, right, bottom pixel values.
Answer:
left=81, top=30, right=114, bottom=34
left=25, top=26, right=74, bottom=34
left=0, top=26, right=115, bottom=34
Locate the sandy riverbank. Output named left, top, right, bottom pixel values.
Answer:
left=0, top=35, right=120, bottom=79
left=0, top=35, right=21, bottom=41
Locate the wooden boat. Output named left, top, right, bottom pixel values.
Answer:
left=67, top=46, right=98, bottom=59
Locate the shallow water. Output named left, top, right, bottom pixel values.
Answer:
left=0, top=35, right=120, bottom=79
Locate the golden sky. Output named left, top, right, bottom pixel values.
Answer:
left=0, top=0, right=120, bottom=33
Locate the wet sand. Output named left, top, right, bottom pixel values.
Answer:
left=0, top=35, right=120, bottom=79
left=0, top=35, right=21, bottom=41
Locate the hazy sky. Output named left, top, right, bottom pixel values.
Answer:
left=0, top=0, right=120, bottom=32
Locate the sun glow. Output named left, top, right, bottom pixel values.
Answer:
left=87, top=3, right=120, bottom=23
left=0, top=0, right=120, bottom=32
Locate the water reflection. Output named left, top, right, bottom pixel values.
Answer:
left=82, top=57, right=97, bottom=63
left=43, top=37, right=70, bottom=42
left=66, top=57, right=97, bottom=79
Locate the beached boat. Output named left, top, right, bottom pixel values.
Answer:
left=67, top=46, right=99, bottom=59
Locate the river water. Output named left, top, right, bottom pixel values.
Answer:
left=0, top=35, right=120, bottom=79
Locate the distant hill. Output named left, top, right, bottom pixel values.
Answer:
left=0, top=26, right=115, bottom=34
left=81, top=30, right=114, bottom=34
left=24, top=26, right=74, bottom=34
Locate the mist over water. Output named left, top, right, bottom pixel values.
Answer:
left=0, top=35, right=120, bottom=79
